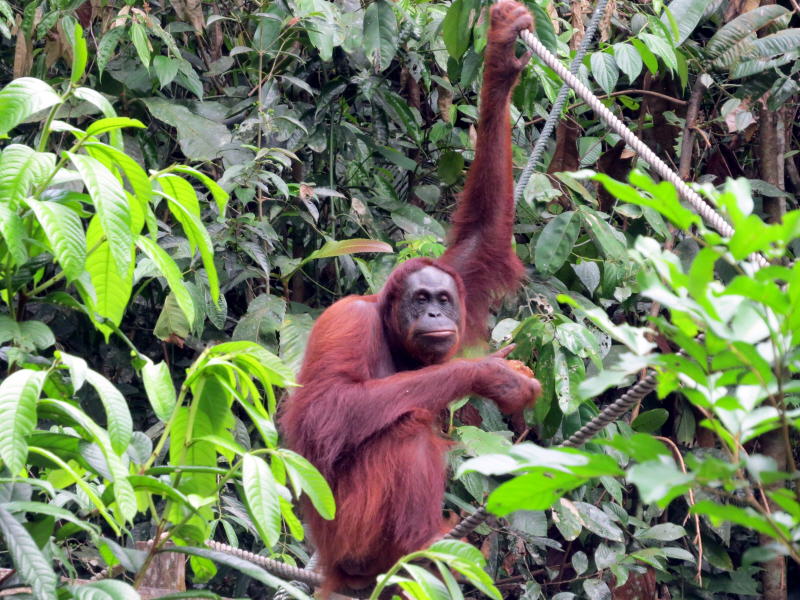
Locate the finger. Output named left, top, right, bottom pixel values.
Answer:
left=492, top=344, right=516, bottom=359
left=517, top=50, right=532, bottom=68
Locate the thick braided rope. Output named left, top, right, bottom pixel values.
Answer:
left=516, top=29, right=771, bottom=271
left=513, top=0, right=610, bottom=204
left=205, top=540, right=322, bottom=586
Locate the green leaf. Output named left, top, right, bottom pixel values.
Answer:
left=280, top=313, right=314, bottom=376
left=0, top=370, right=44, bottom=474
left=141, top=359, right=177, bottom=422
left=590, top=52, right=619, bottom=95
left=0, top=203, right=27, bottom=265
left=161, top=194, right=219, bottom=302
left=662, top=0, right=713, bottom=46
left=706, top=5, right=789, bottom=60
left=242, top=454, right=281, bottom=548
left=442, top=0, right=477, bottom=59
left=613, top=43, right=643, bottom=83
left=154, top=292, right=191, bottom=341
left=85, top=370, right=133, bottom=455
left=136, top=235, right=195, bottom=324
left=530, top=2, right=557, bottom=54
left=84, top=141, right=152, bottom=216
left=281, top=449, right=335, bottom=519
left=170, top=165, right=229, bottom=215
left=363, top=0, right=398, bottom=72
left=142, top=97, right=233, bottom=162
left=68, top=152, right=134, bottom=275
left=0, top=78, right=61, bottom=136
left=73, top=88, right=123, bottom=150
left=639, top=33, right=678, bottom=72
left=81, top=217, right=133, bottom=340
left=70, top=22, right=88, bottom=83
left=17, top=320, right=55, bottom=351
left=0, top=144, right=56, bottom=207
left=630, top=38, right=659, bottom=75
left=96, top=26, right=127, bottom=75
left=305, top=238, right=393, bottom=262
left=130, top=22, right=151, bottom=66
left=637, top=522, right=687, bottom=541
left=535, top=211, right=580, bottom=275
left=0, top=505, right=58, bottom=600
left=631, top=408, right=669, bottom=433
left=25, top=197, right=86, bottom=281
left=152, top=55, right=180, bottom=88
left=85, top=117, right=145, bottom=138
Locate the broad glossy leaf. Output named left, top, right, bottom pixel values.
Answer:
left=25, top=197, right=86, bottom=281
left=613, top=43, right=643, bottom=83
left=162, top=195, right=219, bottom=302
left=68, top=152, right=133, bottom=275
left=73, top=87, right=123, bottom=149
left=242, top=454, right=281, bottom=547
left=0, top=144, right=56, bottom=207
left=363, top=0, right=398, bottom=72
left=82, top=217, right=133, bottom=340
left=143, top=98, right=233, bottom=162
left=0, top=369, right=44, bottom=473
left=281, top=449, right=335, bottom=519
left=442, top=0, right=478, bottom=59
left=706, top=5, right=789, bottom=59
left=639, top=33, right=678, bottom=72
left=589, top=52, right=619, bottom=95
left=0, top=78, right=61, bottom=136
left=72, top=579, right=141, bottom=600
left=172, top=165, right=229, bottom=215
left=535, top=211, right=580, bottom=275
left=662, top=0, right=713, bottom=46
left=0, top=203, right=27, bottom=265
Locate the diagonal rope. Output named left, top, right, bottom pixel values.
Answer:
left=513, top=0, right=609, bottom=204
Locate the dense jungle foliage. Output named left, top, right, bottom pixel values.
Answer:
left=0, top=0, right=798, bottom=598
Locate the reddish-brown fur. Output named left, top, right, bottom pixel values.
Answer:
left=280, top=2, right=537, bottom=592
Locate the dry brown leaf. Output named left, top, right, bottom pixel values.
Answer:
left=172, top=0, right=205, bottom=34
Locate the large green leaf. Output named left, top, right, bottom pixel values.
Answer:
left=706, top=5, right=789, bottom=61
left=171, top=165, right=229, bottom=215
left=535, top=211, right=581, bottom=276
left=68, top=152, right=134, bottom=275
left=141, top=358, right=177, bottom=422
left=639, top=33, right=678, bottom=72
left=589, top=52, right=619, bottom=95
left=161, top=195, right=219, bottom=302
left=142, top=97, right=233, bottom=161
left=280, top=449, right=335, bottom=519
left=0, top=369, right=44, bottom=474
left=0, top=78, right=61, bottom=136
left=69, top=21, right=88, bottom=83
left=662, top=0, right=714, bottom=46
left=73, top=87, right=123, bottom=150
left=0, top=203, right=27, bottom=266
left=0, top=505, right=58, bottom=600
left=0, top=144, right=56, bottom=207
left=25, top=197, right=86, bottom=281
left=442, top=0, right=478, bottom=59
left=242, top=454, right=282, bottom=547
left=82, top=217, right=133, bottom=340
left=363, top=0, right=398, bottom=72
left=613, top=43, right=643, bottom=83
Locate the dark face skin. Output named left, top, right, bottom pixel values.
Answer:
left=398, top=266, right=461, bottom=365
